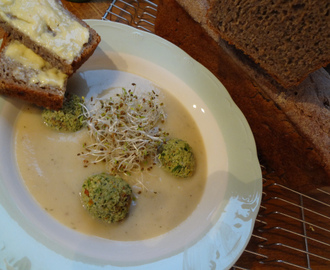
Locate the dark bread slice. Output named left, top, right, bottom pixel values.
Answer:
left=207, top=0, right=330, bottom=88
left=0, top=34, right=67, bottom=110
left=0, top=0, right=101, bottom=76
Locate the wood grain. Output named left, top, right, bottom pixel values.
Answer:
left=61, top=0, right=109, bottom=20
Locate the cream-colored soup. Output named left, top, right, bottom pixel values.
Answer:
left=15, top=89, right=207, bottom=241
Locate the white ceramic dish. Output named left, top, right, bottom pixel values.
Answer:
left=0, top=20, right=262, bottom=269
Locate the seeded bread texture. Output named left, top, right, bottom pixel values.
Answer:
left=0, top=0, right=101, bottom=76
left=0, top=34, right=66, bottom=110
left=155, top=0, right=330, bottom=192
left=207, top=0, right=330, bottom=87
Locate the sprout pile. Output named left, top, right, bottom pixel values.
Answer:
left=81, top=87, right=169, bottom=174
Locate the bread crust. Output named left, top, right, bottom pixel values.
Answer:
left=0, top=81, right=64, bottom=110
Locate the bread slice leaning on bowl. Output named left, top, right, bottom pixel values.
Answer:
left=0, top=0, right=101, bottom=110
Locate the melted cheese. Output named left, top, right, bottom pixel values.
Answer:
left=5, top=40, right=67, bottom=88
left=0, top=0, right=89, bottom=62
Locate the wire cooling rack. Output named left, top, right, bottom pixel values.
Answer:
left=234, top=171, right=330, bottom=269
left=102, top=0, right=157, bottom=32
left=102, top=1, right=330, bottom=269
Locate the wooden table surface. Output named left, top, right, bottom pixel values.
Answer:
left=61, top=0, right=109, bottom=19
left=1, top=1, right=329, bottom=269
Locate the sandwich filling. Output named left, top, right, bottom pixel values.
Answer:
left=0, top=0, right=89, bottom=63
left=5, top=40, right=67, bottom=88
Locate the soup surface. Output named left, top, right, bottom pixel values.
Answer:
left=15, top=85, right=207, bottom=241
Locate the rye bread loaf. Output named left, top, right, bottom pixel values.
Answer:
left=0, top=34, right=67, bottom=110
left=207, top=0, right=330, bottom=88
left=0, top=0, right=101, bottom=76
left=155, top=0, right=330, bottom=192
